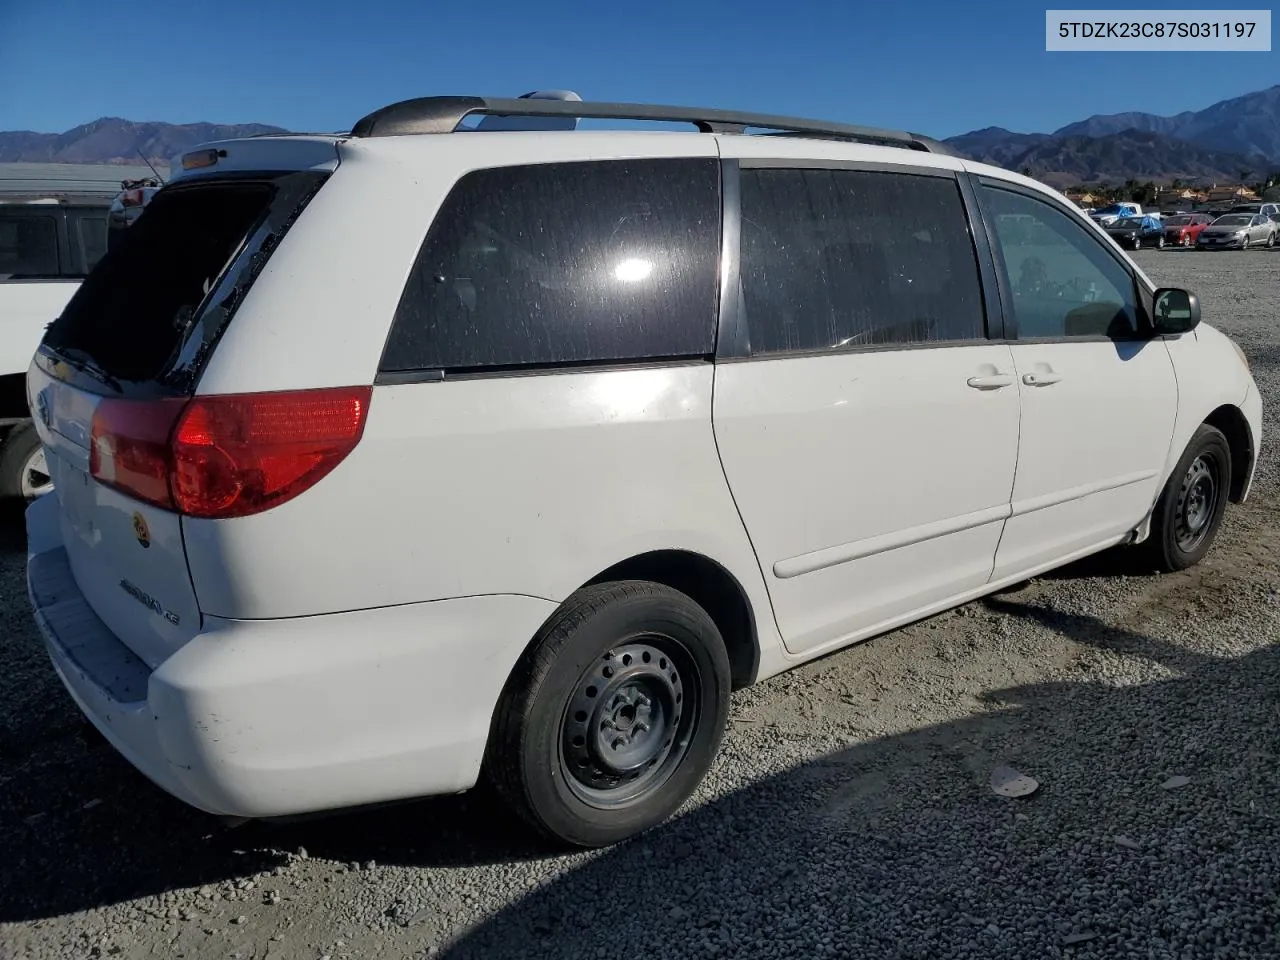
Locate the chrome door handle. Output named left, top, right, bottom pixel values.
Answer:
left=966, top=374, right=1015, bottom=390
left=1022, top=372, right=1062, bottom=386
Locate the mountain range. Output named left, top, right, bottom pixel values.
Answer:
left=0, top=117, right=287, bottom=165
left=943, top=85, right=1280, bottom=187
left=2, top=85, right=1279, bottom=186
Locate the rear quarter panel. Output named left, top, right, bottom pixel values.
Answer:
left=181, top=364, right=783, bottom=663
left=184, top=132, right=786, bottom=673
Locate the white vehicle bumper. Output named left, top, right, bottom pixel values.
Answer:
left=25, top=494, right=556, bottom=818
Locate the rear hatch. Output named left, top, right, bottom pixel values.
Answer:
left=28, top=149, right=333, bottom=668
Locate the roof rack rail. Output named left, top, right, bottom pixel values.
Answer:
left=349, top=96, right=955, bottom=155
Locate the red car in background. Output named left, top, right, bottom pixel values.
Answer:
left=1163, top=213, right=1214, bottom=247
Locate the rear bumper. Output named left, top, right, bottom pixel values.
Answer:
left=26, top=495, right=557, bottom=818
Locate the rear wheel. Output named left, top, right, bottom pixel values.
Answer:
left=0, top=422, right=53, bottom=500
left=486, top=581, right=731, bottom=847
left=1267, top=232, right=1276, bottom=249
left=1137, top=425, right=1231, bottom=573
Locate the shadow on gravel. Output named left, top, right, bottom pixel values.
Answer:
left=2, top=492, right=1276, bottom=959
left=436, top=606, right=1278, bottom=959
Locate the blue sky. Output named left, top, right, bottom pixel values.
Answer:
left=1, top=0, right=1276, bottom=138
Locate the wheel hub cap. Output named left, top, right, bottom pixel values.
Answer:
left=561, top=639, right=694, bottom=806
left=1175, top=455, right=1218, bottom=550
left=21, top=447, right=53, bottom=499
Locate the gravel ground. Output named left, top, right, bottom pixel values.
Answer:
left=2, top=249, right=1278, bottom=960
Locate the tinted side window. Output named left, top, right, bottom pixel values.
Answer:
left=738, top=168, right=986, bottom=355
left=0, top=214, right=59, bottom=279
left=71, top=213, right=108, bottom=276
left=382, top=159, right=721, bottom=373
left=980, top=186, right=1138, bottom=340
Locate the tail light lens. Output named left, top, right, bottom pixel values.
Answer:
left=121, top=189, right=146, bottom=207
left=90, top=387, right=371, bottom=518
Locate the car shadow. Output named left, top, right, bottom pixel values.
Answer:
left=437, top=606, right=1277, bottom=958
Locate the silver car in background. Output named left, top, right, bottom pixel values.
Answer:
left=1195, top=213, right=1277, bottom=250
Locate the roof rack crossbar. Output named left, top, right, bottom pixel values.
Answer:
left=349, top=96, right=952, bottom=154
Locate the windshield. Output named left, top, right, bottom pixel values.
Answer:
left=1112, top=217, right=1144, bottom=228
left=1214, top=215, right=1252, bottom=226
left=1164, top=216, right=1191, bottom=226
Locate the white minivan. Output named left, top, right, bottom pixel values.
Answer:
left=25, top=95, right=1262, bottom=847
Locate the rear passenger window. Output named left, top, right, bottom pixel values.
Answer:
left=382, top=159, right=721, bottom=373
left=0, top=214, right=59, bottom=280
left=739, top=168, right=986, bottom=354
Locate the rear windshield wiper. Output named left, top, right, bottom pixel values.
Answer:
left=54, top=348, right=124, bottom=394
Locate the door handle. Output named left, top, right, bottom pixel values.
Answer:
left=966, top=374, right=1015, bottom=390
left=1022, top=372, right=1062, bottom=387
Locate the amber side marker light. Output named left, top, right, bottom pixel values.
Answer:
left=181, top=148, right=226, bottom=171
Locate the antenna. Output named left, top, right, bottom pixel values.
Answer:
left=137, top=148, right=165, bottom=183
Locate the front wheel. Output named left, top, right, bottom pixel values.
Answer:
left=1156, top=235, right=1165, bottom=249
left=1182, top=233, right=1193, bottom=247
left=486, top=581, right=730, bottom=847
left=1137, top=424, right=1231, bottom=573
left=1241, top=236, right=1250, bottom=249
left=1132, top=236, right=1142, bottom=250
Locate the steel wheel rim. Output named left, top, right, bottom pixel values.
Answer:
left=559, top=637, right=700, bottom=809
left=21, top=447, right=52, bottom=499
left=1174, top=454, right=1219, bottom=552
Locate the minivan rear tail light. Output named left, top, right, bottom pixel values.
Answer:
left=90, top=387, right=371, bottom=518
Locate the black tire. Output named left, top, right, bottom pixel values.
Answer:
left=486, top=580, right=731, bottom=847
left=1132, top=236, right=1142, bottom=250
left=1156, top=235, right=1165, bottom=249
left=1138, top=424, right=1232, bottom=573
left=0, top=421, right=51, bottom=500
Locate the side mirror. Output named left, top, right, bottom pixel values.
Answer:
left=1152, top=287, right=1200, bottom=335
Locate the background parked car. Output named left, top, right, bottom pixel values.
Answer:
left=107, top=177, right=163, bottom=250
left=1105, top=214, right=1165, bottom=249
left=1196, top=213, right=1277, bottom=250
left=0, top=192, right=110, bottom=498
left=1090, top=201, right=1142, bottom=226
left=1228, top=202, right=1279, bottom=219
left=1163, top=213, right=1214, bottom=247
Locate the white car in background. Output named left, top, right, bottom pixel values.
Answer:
left=24, top=93, right=1262, bottom=848
left=0, top=193, right=110, bottom=498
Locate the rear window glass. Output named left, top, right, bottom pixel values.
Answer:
left=43, top=172, right=325, bottom=392
left=381, top=158, right=721, bottom=373
left=0, top=215, right=59, bottom=279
